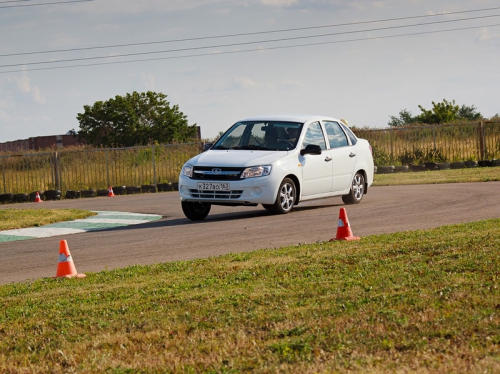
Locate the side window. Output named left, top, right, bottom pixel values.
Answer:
left=340, top=123, right=358, bottom=145
left=324, top=121, right=348, bottom=148
left=302, top=122, right=327, bottom=150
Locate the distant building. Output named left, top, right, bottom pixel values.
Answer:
left=1, top=126, right=201, bottom=152
left=0, top=134, right=83, bottom=153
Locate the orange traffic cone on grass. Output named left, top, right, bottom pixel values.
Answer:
left=330, top=208, right=360, bottom=241
left=107, top=186, right=115, bottom=197
left=55, top=240, right=86, bottom=278
left=34, top=192, right=42, bottom=203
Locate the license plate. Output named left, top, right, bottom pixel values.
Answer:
left=197, top=182, right=230, bottom=191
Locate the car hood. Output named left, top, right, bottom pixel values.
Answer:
left=188, top=149, right=289, bottom=167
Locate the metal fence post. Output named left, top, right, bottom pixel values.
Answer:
left=478, top=121, right=486, bottom=160
left=53, top=151, right=61, bottom=191
left=432, top=125, right=437, bottom=151
left=151, top=144, right=157, bottom=190
left=1, top=157, right=6, bottom=193
left=389, top=129, right=394, bottom=163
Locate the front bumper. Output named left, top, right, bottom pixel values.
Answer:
left=178, top=174, right=278, bottom=205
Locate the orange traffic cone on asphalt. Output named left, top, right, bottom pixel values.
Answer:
left=330, top=208, right=360, bottom=241
left=34, top=192, right=42, bottom=203
left=55, top=240, right=86, bottom=278
left=107, top=186, right=115, bottom=197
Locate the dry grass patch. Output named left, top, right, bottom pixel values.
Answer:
left=373, top=166, right=500, bottom=186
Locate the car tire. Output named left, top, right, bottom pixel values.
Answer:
left=342, top=172, right=365, bottom=205
left=264, top=177, right=296, bottom=214
left=182, top=201, right=211, bottom=221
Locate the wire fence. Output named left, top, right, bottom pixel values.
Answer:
left=354, top=121, right=500, bottom=165
left=1, top=121, right=499, bottom=195
left=0, top=143, right=202, bottom=194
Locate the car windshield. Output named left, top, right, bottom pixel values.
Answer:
left=213, top=121, right=303, bottom=151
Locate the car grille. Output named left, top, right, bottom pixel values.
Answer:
left=189, top=189, right=243, bottom=199
left=192, top=166, right=244, bottom=180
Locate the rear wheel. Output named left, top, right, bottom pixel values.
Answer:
left=342, top=172, right=365, bottom=204
left=263, top=178, right=296, bottom=214
left=181, top=201, right=211, bottom=220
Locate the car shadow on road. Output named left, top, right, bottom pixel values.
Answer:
left=294, top=202, right=343, bottom=212
left=88, top=201, right=344, bottom=233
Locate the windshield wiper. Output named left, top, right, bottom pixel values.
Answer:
left=212, top=146, right=228, bottom=150
left=231, top=145, right=273, bottom=150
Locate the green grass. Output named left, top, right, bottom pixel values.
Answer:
left=1, top=220, right=499, bottom=373
left=0, top=209, right=96, bottom=230
left=374, top=166, right=500, bottom=186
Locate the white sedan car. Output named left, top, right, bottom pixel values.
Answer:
left=179, top=115, right=374, bottom=220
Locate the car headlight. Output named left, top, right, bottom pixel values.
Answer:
left=241, top=165, right=272, bottom=179
left=181, top=164, right=193, bottom=178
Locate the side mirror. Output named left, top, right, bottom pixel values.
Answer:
left=300, top=144, right=322, bottom=155
left=203, top=143, right=213, bottom=151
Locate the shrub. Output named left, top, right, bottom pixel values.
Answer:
left=399, top=148, right=447, bottom=165
left=372, top=145, right=392, bottom=166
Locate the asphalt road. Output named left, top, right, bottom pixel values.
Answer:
left=1, top=182, right=499, bottom=284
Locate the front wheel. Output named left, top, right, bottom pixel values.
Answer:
left=263, top=178, right=296, bottom=214
left=342, top=172, right=365, bottom=204
left=181, top=201, right=211, bottom=221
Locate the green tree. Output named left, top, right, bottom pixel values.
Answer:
left=388, top=99, right=483, bottom=127
left=457, top=104, right=482, bottom=121
left=388, top=109, right=417, bottom=127
left=77, top=91, right=198, bottom=146
left=417, top=99, right=460, bottom=124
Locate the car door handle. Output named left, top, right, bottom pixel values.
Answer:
left=349, top=152, right=356, bottom=158
left=324, top=156, right=332, bottom=162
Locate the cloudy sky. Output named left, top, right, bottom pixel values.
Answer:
left=0, top=0, right=499, bottom=142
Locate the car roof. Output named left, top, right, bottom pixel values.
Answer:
left=239, top=115, right=341, bottom=124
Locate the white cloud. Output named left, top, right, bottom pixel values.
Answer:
left=477, top=27, right=500, bottom=41
left=280, top=79, right=303, bottom=89
left=141, top=72, right=157, bottom=90
left=31, top=86, right=44, bottom=104
left=12, top=73, right=45, bottom=104
left=371, top=1, right=387, bottom=8
left=72, top=0, right=227, bottom=15
left=185, top=75, right=260, bottom=94
left=260, top=0, right=298, bottom=6
left=233, top=76, right=258, bottom=89
left=344, top=0, right=390, bottom=11
left=212, top=7, right=232, bottom=15
left=0, top=97, right=10, bottom=122
left=16, top=75, right=31, bottom=94
left=478, top=28, right=491, bottom=41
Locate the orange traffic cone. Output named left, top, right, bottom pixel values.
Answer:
left=107, top=186, right=115, bottom=197
left=330, top=208, right=360, bottom=241
left=55, top=240, right=86, bottom=278
left=34, top=192, right=43, bottom=203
